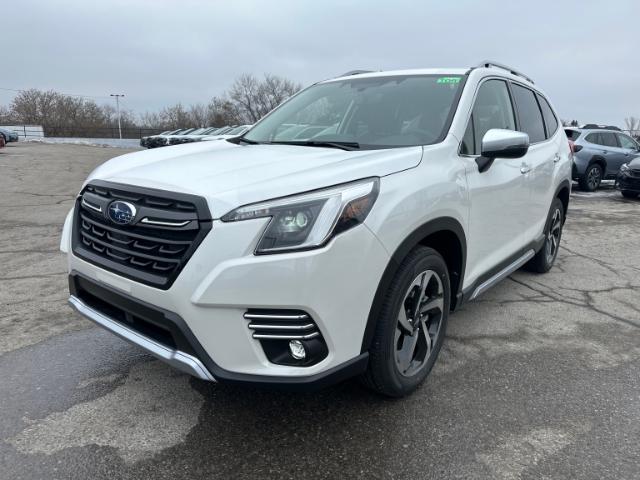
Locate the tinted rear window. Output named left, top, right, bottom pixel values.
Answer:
left=511, top=84, right=545, bottom=143
left=537, top=94, right=559, bottom=138
left=586, top=132, right=617, bottom=147
left=564, top=129, right=581, bottom=141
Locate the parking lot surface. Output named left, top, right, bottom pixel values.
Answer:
left=1, top=142, right=639, bottom=480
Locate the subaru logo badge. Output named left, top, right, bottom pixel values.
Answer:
left=108, top=200, right=137, bottom=225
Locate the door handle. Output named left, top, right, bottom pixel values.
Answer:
left=520, top=165, right=531, bottom=174
left=553, top=154, right=561, bottom=163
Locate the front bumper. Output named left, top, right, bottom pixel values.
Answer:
left=617, top=172, right=640, bottom=192
left=63, top=210, right=390, bottom=385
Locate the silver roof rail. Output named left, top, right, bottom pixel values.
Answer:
left=339, top=70, right=374, bottom=77
left=476, top=60, right=534, bottom=84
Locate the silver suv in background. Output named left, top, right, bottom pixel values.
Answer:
left=566, top=125, right=640, bottom=191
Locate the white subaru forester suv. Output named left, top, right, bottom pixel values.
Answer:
left=61, top=62, right=571, bottom=397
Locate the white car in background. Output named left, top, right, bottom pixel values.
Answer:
left=202, top=125, right=252, bottom=141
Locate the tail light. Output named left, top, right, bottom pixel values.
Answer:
left=569, top=141, right=583, bottom=153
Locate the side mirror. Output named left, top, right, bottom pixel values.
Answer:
left=477, top=129, right=530, bottom=172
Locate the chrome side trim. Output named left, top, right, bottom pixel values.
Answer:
left=243, top=313, right=310, bottom=321
left=68, top=295, right=215, bottom=381
left=470, top=249, right=535, bottom=300
left=140, top=217, right=191, bottom=227
left=252, top=332, right=320, bottom=340
left=248, top=323, right=316, bottom=331
left=81, top=198, right=102, bottom=213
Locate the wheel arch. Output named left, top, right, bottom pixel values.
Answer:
left=554, top=180, right=571, bottom=223
left=588, top=155, right=606, bottom=172
left=361, top=217, right=466, bottom=354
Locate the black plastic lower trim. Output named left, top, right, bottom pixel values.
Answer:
left=459, top=235, right=545, bottom=304
left=69, top=272, right=368, bottom=391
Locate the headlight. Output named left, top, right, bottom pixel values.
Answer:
left=620, top=163, right=630, bottom=173
left=221, top=178, right=379, bottom=254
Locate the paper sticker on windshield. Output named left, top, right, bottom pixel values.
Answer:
left=437, top=77, right=461, bottom=84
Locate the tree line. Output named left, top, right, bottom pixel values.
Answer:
left=0, top=74, right=301, bottom=138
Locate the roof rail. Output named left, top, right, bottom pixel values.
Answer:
left=581, top=124, right=621, bottom=131
left=340, top=70, right=374, bottom=77
left=476, top=60, right=534, bottom=84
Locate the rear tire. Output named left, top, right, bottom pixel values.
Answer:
left=621, top=190, right=638, bottom=199
left=526, top=198, right=564, bottom=273
left=578, top=164, right=602, bottom=191
left=361, top=246, right=450, bottom=397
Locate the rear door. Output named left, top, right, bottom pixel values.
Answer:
left=584, top=132, right=616, bottom=174
left=600, top=132, right=626, bottom=177
left=510, top=83, right=557, bottom=243
left=460, top=78, right=529, bottom=285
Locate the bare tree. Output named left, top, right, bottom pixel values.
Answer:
left=228, top=74, right=262, bottom=123
left=1, top=72, right=301, bottom=135
left=624, top=116, right=639, bottom=135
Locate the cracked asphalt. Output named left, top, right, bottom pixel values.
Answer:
left=1, top=142, right=639, bottom=480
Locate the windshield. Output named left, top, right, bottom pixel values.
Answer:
left=243, top=74, right=464, bottom=149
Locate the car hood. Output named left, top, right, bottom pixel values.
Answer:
left=86, top=139, right=424, bottom=218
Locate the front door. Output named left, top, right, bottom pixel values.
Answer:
left=459, top=78, right=529, bottom=286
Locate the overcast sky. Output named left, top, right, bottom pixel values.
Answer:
left=2, top=0, right=638, bottom=126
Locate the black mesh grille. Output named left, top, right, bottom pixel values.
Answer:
left=72, top=181, right=212, bottom=289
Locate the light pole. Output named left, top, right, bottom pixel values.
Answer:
left=110, top=94, right=125, bottom=139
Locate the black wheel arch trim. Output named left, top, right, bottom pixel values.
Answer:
left=554, top=179, right=571, bottom=223
left=360, top=217, right=466, bottom=354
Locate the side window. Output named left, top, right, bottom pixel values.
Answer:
left=585, top=132, right=602, bottom=145
left=461, top=79, right=516, bottom=155
left=600, top=132, right=618, bottom=148
left=617, top=133, right=638, bottom=150
left=511, top=84, right=546, bottom=143
left=537, top=94, right=559, bottom=138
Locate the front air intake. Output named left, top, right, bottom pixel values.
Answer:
left=244, top=309, right=328, bottom=366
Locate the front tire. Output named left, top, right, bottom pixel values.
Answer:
left=526, top=198, right=564, bottom=273
left=578, top=164, right=602, bottom=191
left=362, top=247, right=450, bottom=397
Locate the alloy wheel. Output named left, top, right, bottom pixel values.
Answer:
left=395, top=270, right=444, bottom=377
left=587, top=166, right=601, bottom=190
left=545, top=208, right=562, bottom=264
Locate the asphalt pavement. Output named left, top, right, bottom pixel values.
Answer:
left=1, top=142, right=639, bottom=480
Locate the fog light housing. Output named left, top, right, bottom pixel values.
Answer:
left=289, top=340, right=306, bottom=360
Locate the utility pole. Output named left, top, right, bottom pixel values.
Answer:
left=110, top=94, right=125, bottom=139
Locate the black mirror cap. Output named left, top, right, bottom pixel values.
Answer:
left=482, top=143, right=529, bottom=159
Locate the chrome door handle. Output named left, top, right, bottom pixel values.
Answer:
left=520, top=165, right=531, bottom=174
left=553, top=154, right=561, bottom=163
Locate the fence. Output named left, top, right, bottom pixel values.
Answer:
left=1, top=125, right=167, bottom=139
left=0, top=125, right=44, bottom=139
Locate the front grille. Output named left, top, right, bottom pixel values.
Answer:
left=72, top=181, right=211, bottom=289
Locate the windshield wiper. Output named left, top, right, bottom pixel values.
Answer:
left=227, top=136, right=259, bottom=145
left=269, top=140, right=360, bottom=151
